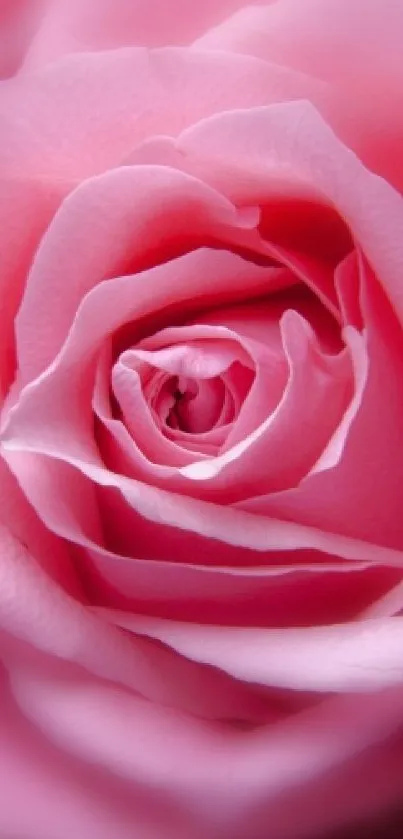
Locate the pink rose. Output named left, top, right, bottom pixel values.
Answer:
left=0, top=0, right=46, bottom=78
left=1, top=1, right=403, bottom=837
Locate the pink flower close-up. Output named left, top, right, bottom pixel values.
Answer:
left=1, top=1, right=403, bottom=837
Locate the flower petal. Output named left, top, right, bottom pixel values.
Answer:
left=178, top=101, right=403, bottom=322
left=110, top=611, right=403, bottom=692
left=243, top=260, right=403, bottom=549
left=15, top=167, right=257, bottom=386
left=0, top=48, right=322, bottom=180
left=25, top=0, right=274, bottom=61
left=10, top=661, right=403, bottom=839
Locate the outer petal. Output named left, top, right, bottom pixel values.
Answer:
left=0, top=522, right=272, bottom=723
left=3, top=517, right=403, bottom=837
left=193, top=0, right=403, bottom=84
left=6, top=250, right=284, bottom=464
left=1, top=496, right=403, bottom=839
left=0, top=48, right=323, bottom=181
left=0, top=175, right=69, bottom=402
left=193, top=0, right=403, bottom=190
left=24, top=0, right=274, bottom=61
left=4, top=448, right=403, bottom=572
left=243, top=261, right=403, bottom=549
left=0, top=456, right=77, bottom=594
left=1, top=444, right=401, bottom=629
left=177, top=102, right=403, bottom=322
left=111, top=611, right=403, bottom=692
left=0, top=0, right=45, bottom=78
left=10, top=662, right=403, bottom=839
left=0, top=679, right=177, bottom=839
left=14, top=167, right=258, bottom=385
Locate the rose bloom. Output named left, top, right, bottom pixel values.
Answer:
left=1, top=1, right=403, bottom=837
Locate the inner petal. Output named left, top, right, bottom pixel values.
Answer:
left=168, top=375, right=226, bottom=434
left=131, top=339, right=247, bottom=379
left=112, top=329, right=255, bottom=453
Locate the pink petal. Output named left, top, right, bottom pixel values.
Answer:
left=0, top=680, right=166, bottom=839
left=7, top=250, right=346, bottom=502
left=0, top=457, right=77, bottom=594
left=15, top=167, right=256, bottom=386
left=25, top=0, right=274, bottom=59
left=362, top=579, right=403, bottom=621
left=243, top=260, right=403, bottom=550
left=94, top=345, right=202, bottom=470
left=0, top=48, right=322, bottom=181
left=3, top=447, right=401, bottom=633
left=116, top=349, right=225, bottom=438
left=0, top=175, right=68, bottom=403
left=4, top=448, right=403, bottom=573
left=2, top=493, right=403, bottom=839
left=192, top=0, right=403, bottom=190
left=175, top=311, right=352, bottom=498
left=10, top=661, right=403, bottom=839
left=309, top=326, right=367, bottom=474
left=113, top=325, right=252, bottom=448
left=0, top=521, right=272, bottom=724
left=6, top=250, right=284, bottom=472
left=334, top=251, right=363, bottom=331
left=110, top=611, right=403, bottom=692
left=178, top=102, right=403, bottom=323
left=0, top=0, right=45, bottom=78
left=193, top=0, right=403, bottom=83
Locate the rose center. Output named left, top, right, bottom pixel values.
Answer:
left=159, top=374, right=227, bottom=434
